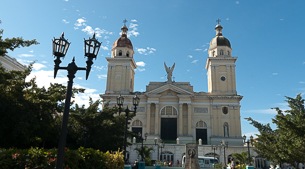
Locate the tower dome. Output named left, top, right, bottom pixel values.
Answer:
left=209, top=24, right=231, bottom=50
left=112, top=24, right=133, bottom=50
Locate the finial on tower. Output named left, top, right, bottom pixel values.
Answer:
left=123, top=19, right=128, bottom=26
left=215, top=18, right=223, bottom=36
left=121, top=19, right=128, bottom=37
left=216, top=18, right=221, bottom=25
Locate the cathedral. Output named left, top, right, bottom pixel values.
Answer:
left=101, top=21, right=261, bottom=167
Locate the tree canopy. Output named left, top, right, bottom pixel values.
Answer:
left=0, top=20, right=39, bottom=56
left=246, top=94, right=305, bottom=164
left=0, top=23, right=127, bottom=150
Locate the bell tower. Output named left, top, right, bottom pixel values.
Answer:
left=205, top=21, right=237, bottom=95
left=105, top=20, right=136, bottom=94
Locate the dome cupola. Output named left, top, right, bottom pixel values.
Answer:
left=208, top=20, right=232, bottom=57
left=111, top=19, right=134, bottom=58
left=112, top=21, right=133, bottom=50
left=209, top=24, right=231, bottom=49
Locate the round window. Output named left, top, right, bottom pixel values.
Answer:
left=221, top=76, right=226, bottom=81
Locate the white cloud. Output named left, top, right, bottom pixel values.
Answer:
left=101, top=45, right=109, bottom=51
left=188, top=55, right=193, bottom=58
left=137, top=47, right=156, bottom=55
left=137, top=67, right=145, bottom=72
left=243, top=108, right=277, bottom=115
left=32, top=63, right=46, bottom=71
left=82, top=26, right=94, bottom=35
left=127, top=20, right=140, bottom=37
left=62, top=19, right=69, bottom=24
left=136, top=61, right=146, bottom=72
left=18, top=54, right=34, bottom=57
left=136, top=61, right=145, bottom=67
left=191, top=60, right=199, bottom=64
left=26, top=69, right=101, bottom=108
left=97, top=74, right=107, bottom=79
left=194, top=48, right=202, bottom=51
left=74, top=17, right=86, bottom=29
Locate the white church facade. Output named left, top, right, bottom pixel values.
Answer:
left=101, top=21, right=263, bottom=168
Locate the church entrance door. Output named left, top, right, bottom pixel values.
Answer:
left=161, top=118, right=177, bottom=142
left=196, top=129, right=207, bottom=144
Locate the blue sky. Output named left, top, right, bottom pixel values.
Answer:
left=1, top=0, right=305, bottom=138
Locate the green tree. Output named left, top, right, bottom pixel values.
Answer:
left=134, top=146, right=154, bottom=165
left=246, top=94, right=305, bottom=165
left=69, top=100, right=127, bottom=151
left=231, top=152, right=248, bottom=169
left=0, top=20, right=39, bottom=56
left=0, top=64, right=86, bottom=148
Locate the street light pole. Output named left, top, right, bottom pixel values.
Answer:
left=138, top=132, right=147, bottom=161
left=154, top=138, right=159, bottom=162
left=53, top=33, right=101, bottom=169
left=211, top=145, right=217, bottom=163
left=243, top=135, right=254, bottom=165
left=117, top=95, right=140, bottom=164
left=159, top=139, right=164, bottom=161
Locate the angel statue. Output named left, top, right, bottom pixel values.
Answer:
left=164, top=62, right=175, bottom=82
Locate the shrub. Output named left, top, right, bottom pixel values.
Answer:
left=0, top=147, right=123, bottom=169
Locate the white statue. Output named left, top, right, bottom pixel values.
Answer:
left=164, top=62, right=175, bottom=82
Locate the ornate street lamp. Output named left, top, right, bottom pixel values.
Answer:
left=211, top=145, right=218, bottom=165
left=159, top=139, right=164, bottom=161
left=116, top=95, right=140, bottom=164
left=138, top=132, right=148, bottom=161
left=52, top=32, right=101, bottom=169
left=243, top=135, right=254, bottom=165
left=154, top=138, right=159, bottom=162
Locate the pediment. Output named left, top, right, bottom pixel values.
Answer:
left=145, top=83, right=194, bottom=96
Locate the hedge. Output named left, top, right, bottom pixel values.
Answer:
left=0, top=147, right=124, bottom=169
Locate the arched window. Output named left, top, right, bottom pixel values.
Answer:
left=220, top=50, right=224, bottom=55
left=132, top=120, right=142, bottom=127
left=119, top=50, right=122, bottom=56
left=161, top=106, right=178, bottom=116
left=223, top=122, right=229, bottom=137
left=126, top=51, right=130, bottom=57
left=196, top=120, right=207, bottom=128
left=222, top=107, right=228, bottom=114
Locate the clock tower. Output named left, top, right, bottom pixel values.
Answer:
left=206, top=22, right=237, bottom=95
left=105, top=21, right=136, bottom=94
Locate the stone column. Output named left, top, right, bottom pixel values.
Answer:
left=178, top=103, right=183, bottom=135
left=146, top=103, right=151, bottom=134
left=155, top=103, right=160, bottom=135
left=188, top=103, right=192, bottom=135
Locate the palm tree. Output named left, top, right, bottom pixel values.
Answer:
left=232, top=152, right=249, bottom=169
left=134, top=146, right=154, bottom=166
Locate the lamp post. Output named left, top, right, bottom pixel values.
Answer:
left=211, top=145, right=217, bottom=163
left=219, top=140, right=228, bottom=167
left=159, top=139, right=164, bottom=161
left=117, top=95, right=140, bottom=164
left=138, top=132, right=147, bottom=161
left=243, top=135, right=254, bottom=165
left=53, top=33, right=101, bottom=169
left=154, top=138, right=159, bottom=162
